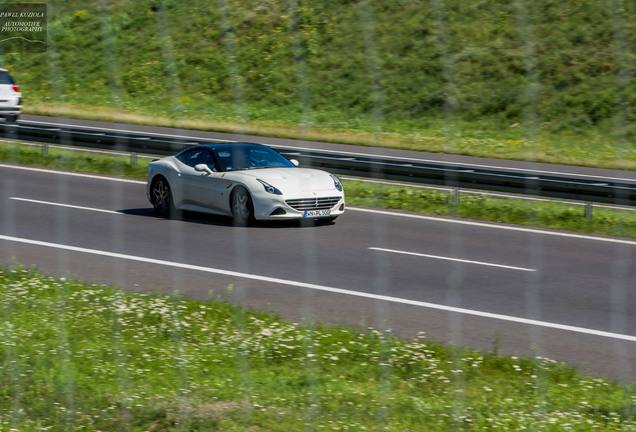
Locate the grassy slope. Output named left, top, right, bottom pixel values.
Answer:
left=1, top=268, right=635, bottom=431
left=2, top=141, right=636, bottom=239
left=3, top=0, right=636, bottom=169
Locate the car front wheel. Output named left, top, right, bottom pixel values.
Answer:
left=231, top=186, right=253, bottom=226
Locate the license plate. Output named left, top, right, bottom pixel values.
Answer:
left=303, top=209, right=331, bottom=218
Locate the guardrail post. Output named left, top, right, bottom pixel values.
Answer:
left=130, top=152, right=137, bottom=167
left=450, top=188, right=460, bottom=206
left=41, top=143, right=48, bottom=157
left=584, top=202, right=593, bottom=220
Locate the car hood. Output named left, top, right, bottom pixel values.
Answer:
left=240, top=168, right=337, bottom=194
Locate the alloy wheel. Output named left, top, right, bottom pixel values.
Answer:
left=152, top=179, right=170, bottom=215
left=232, top=187, right=252, bottom=225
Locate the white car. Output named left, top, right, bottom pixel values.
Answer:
left=146, top=143, right=345, bottom=225
left=0, top=68, right=21, bottom=122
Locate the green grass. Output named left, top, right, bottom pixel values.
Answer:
left=1, top=267, right=635, bottom=431
left=2, top=140, right=636, bottom=239
left=4, top=0, right=636, bottom=169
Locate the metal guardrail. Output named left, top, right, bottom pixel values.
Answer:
left=1, top=121, right=635, bottom=206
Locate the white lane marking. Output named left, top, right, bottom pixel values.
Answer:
left=0, top=233, right=634, bottom=343
left=0, top=164, right=146, bottom=184
left=369, top=247, right=535, bottom=272
left=350, top=207, right=636, bottom=246
left=2, top=163, right=636, bottom=246
left=19, top=119, right=636, bottom=183
left=19, top=119, right=235, bottom=143
left=9, top=197, right=121, bottom=215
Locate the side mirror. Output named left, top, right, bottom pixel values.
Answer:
left=194, top=164, right=214, bottom=175
left=290, top=159, right=299, bottom=167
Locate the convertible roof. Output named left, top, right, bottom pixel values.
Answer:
left=176, top=142, right=270, bottom=157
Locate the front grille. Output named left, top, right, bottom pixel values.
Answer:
left=286, top=196, right=341, bottom=211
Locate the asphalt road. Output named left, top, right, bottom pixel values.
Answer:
left=1, top=163, right=635, bottom=381
left=20, top=114, right=636, bottom=182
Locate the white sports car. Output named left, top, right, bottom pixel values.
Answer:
left=146, top=143, right=345, bottom=225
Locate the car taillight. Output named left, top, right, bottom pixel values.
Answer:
left=11, top=84, right=20, bottom=93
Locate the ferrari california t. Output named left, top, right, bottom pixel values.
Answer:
left=147, top=143, right=345, bottom=225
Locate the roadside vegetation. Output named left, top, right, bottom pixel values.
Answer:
left=2, top=141, right=636, bottom=239
left=1, top=267, right=635, bottom=430
left=5, top=0, right=636, bottom=169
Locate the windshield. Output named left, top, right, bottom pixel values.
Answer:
left=213, top=145, right=294, bottom=172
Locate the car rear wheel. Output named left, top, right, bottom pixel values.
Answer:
left=231, top=186, right=253, bottom=226
left=150, top=177, right=176, bottom=218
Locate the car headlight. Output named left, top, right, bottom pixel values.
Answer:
left=330, top=174, right=343, bottom=192
left=257, top=179, right=283, bottom=195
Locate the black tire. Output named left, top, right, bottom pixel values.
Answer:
left=150, top=177, right=176, bottom=218
left=230, top=186, right=254, bottom=226
left=5, top=115, right=18, bottom=123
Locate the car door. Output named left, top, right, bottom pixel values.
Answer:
left=178, top=148, right=229, bottom=213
